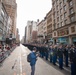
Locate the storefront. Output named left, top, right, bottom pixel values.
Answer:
left=72, top=37, right=76, bottom=45
left=57, top=37, right=69, bottom=44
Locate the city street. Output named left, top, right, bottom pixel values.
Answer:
left=0, top=44, right=71, bottom=75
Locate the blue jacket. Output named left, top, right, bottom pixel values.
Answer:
left=30, top=52, right=37, bottom=66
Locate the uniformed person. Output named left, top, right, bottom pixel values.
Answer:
left=57, top=45, right=63, bottom=69
left=45, top=45, right=49, bottom=60
left=63, top=45, right=69, bottom=67
left=52, top=45, right=57, bottom=65
left=70, top=45, right=76, bottom=75
left=49, top=45, right=53, bottom=63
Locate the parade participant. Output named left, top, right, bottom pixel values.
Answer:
left=52, top=45, right=57, bottom=65
left=70, top=45, right=76, bottom=75
left=57, top=45, right=63, bottom=69
left=49, top=45, right=53, bottom=63
left=63, top=45, right=69, bottom=67
left=41, top=45, right=45, bottom=58
left=45, top=45, right=49, bottom=60
left=39, top=45, right=43, bottom=57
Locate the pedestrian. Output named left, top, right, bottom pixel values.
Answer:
left=70, top=45, right=76, bottom=75
left=30, top=47, right=39, bottom=75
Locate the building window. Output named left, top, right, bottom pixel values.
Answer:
left=56, top=0, right=59, bottom=4
left=61, top=21, right=64, bottom=26
left=57, top=17, right=59, bottom=22
left=53, top=2, right=55, bottom=7
left=1, top=9, right=4, bottom=17
left=70, top=8, right=74, bottom=14
left=54, top=24, right=56, bottom=29
left=70, top=15, right=75, bottom=22
left=60, top=8, right=62, bottom=14
left=63, top=0, right=66, bottom=3
left=71, top=26, right=75, bottom=33
left=63, top=5, right=66, bottom=11
left=60, top=15, right=63, bottom=20
left=64, top=12, right=67, bottom=18
left=60, top=2, right=62, bottom=7
left=57, top=5, right=59, bottom=10
left=57, top=11, right=59, bottom=16
left=57, top=29, right=69, bottom=36
left=54, top=32, right=56, bottom=36
left=69, top=0, right=73, bottom=7
left=64, top=19, right=67, bottom=25
left=53, top=13, right=55, bottom=18
left=59, top=23, right=61, bottom=27
left=54, top=19, right=55, bottom=23
left=57, top=23, right=59, bottom=28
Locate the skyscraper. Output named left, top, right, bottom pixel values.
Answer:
left=3, top=0, right=17, bottom=38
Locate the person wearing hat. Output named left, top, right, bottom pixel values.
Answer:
left=30, top=47, right=39, bottom=75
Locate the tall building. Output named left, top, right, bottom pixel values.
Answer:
left=37, top=18, right=47, bottom=44
left=52, top=0, right=76, bottom=44
left=46, top=9, right=53, bottom=44
left=3, top=0, right=17, bottom=38
left=26, top=20, right=38, bottom=43
left=0, top=1, right=8, bottom=42
left=24, top=26, right=27, bottom=43
left=16, top=28, right=20, bottom=43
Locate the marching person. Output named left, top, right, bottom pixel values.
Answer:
left=63, top=45, right=69, bottom=67
left=49, top=45, right=53, bottom=63
left=70, top=45, right=76, bottom=75
left=52, top=45, right=57, bottom=65
left=57, top=45, right=64, bottom=70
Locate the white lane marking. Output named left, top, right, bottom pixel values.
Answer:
left=21, top=44, right=28, bottom=53
left=20, top=50, right=22, bottom=74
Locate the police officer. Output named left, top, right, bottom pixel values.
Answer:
left=52, top=45, right=57, bottom=65
left=70, top=45, right=76, bottom=75
left=45, top=45, right=49, bottom=60
left=63, top=45, right=69, bottom=67
left=39, top=45, right=42, bottom=57
left=57, top=45, right=63, bottom=69
left=49, top=45, right=53, bottom=63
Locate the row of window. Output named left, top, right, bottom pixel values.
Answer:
left=54, top=26, right=75, bottom=36
left=54, top=6, right=74, bottom=19
left=53, top=0, right=73, bottom=8
left=53, top=14, right=75, bottom=30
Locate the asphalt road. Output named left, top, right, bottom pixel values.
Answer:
left=0, top=44, right=71, bottom=75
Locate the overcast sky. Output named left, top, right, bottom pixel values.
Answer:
left=16, top=0, right=52, bottom=40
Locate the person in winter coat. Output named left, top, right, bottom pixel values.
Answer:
left=30, top=47, right=39, bottom=75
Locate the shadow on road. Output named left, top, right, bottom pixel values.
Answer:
left=40, top=57, right=71, bottom=75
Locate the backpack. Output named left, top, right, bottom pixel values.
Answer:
left=27, top=53, right=31, bottom=62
